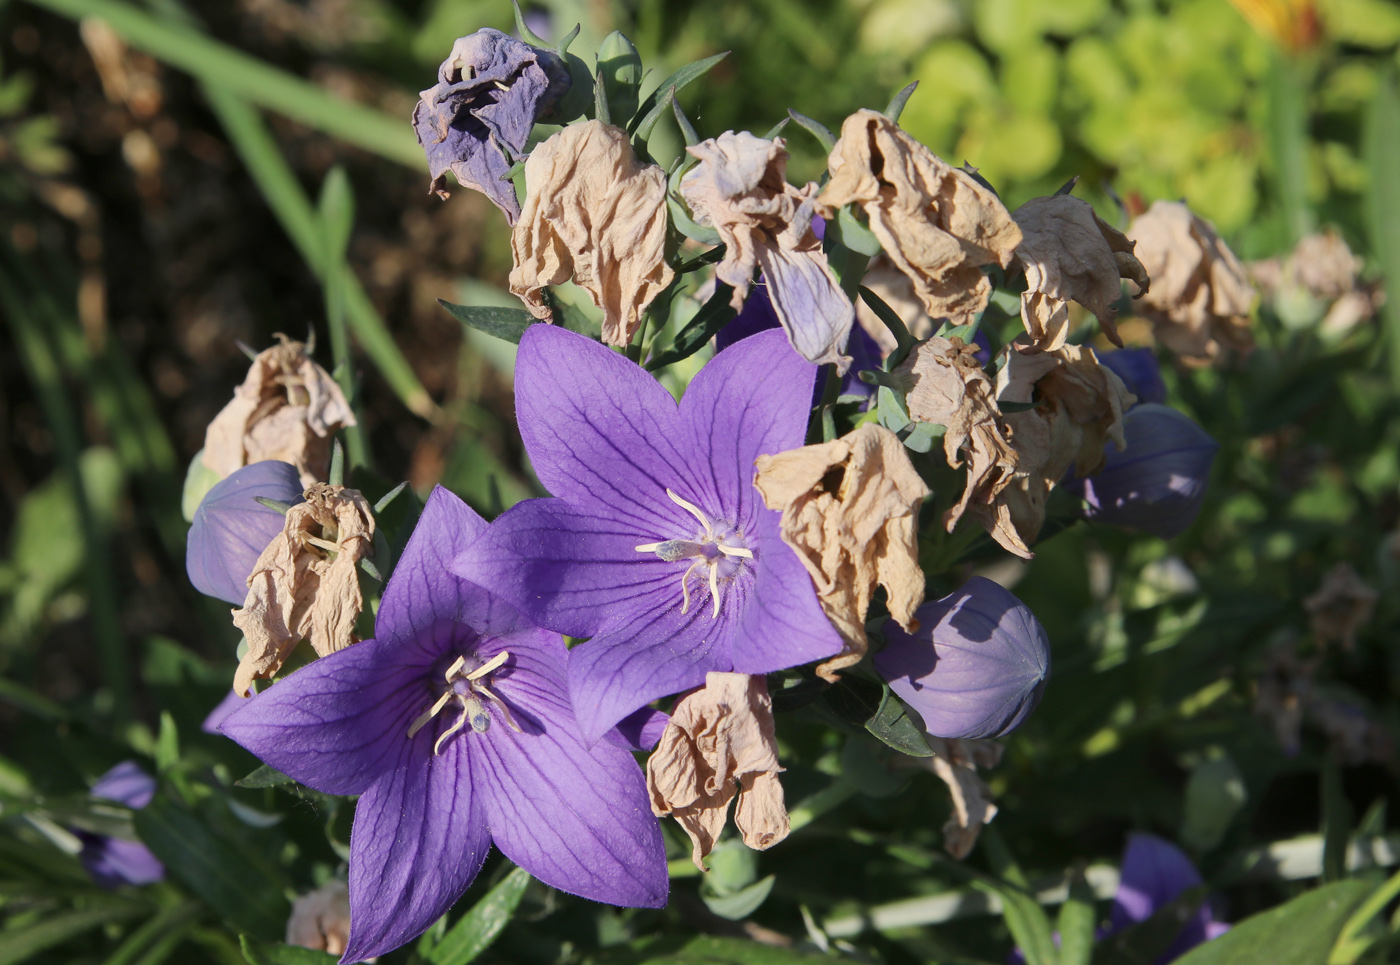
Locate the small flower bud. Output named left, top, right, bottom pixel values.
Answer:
left=596, top=31, right=642, bottom=123
left=186, top=461, right=304, bottom=605
left=1066, top=403, right=1218, bottom=538
left=874, top=576, right=1050, bottom=740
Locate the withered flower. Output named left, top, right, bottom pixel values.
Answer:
left=680, top=131, right=853, bottom=369
left=907, top=737, right=1003, bottom=859
left=753, top=424, right=929, bottom=681
left=1303, top=562, right=1377, bottom=651
left=646, top=673, right=788, bottom=871
left=894, top=337, right=1018, bottom=555
left=1250, top=231, right=1382, bottom=338
left=286, top=879, right=353, bottom=957
left=819, top=109, right=1022, bottom=326
left=1128, top=200, right=1255, bottom=365
left=1012, top=194, right=1150, bottom=350
left=202, top=336, right=355, bottom=488
left=509, top=120, right=673, bottom=347
left=854, top=256, right=938, bottom=354
left=232, top=484, right=375, bottom=697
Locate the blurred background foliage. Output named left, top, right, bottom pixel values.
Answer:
left=4, top=0, right=1400, bottom=962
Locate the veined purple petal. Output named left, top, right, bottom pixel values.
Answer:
left=202, top=690, right=244, bottom=735
left=473, top=629, right=668, bottom=906
left=1109, top=833, right=1225, bottom=963
left=755, top=246, right=854, bottom=371
left=91, top=761, right=156, bottom=809
left=80, top=835, right=165, bottom=889
left=186, top=461, right=303, bottom=605
left=1101, top=348, right=1167, bottom=406
left=342, top=737, right=489, bottom=963
left=874, top=576, right=1049, bottom=740
left=730, top=517, right=843, bottom=675
left=605, top=706, right=671, bottom=753
left=219, top=635, right=432, bottom=796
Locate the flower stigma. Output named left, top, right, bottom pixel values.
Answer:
left=635, top=489, right=754, bottom=619
left=406, top=650, right=521, bottom=754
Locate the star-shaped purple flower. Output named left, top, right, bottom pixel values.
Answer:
left=413, top=28, right=571, bottom=223
left=220, top=487, right=666, bottom=963
left=453, top=325, right=843, bottom=744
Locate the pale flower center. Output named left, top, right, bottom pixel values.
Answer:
left=635, top=489, right=753, bottom=619
left=406, top=651, right=521, bottom=755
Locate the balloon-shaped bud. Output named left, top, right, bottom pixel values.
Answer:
left=1100, top=347, right=1167, bottom=405
left=186, top=461, right=303, bottom=604
left=873, top=576, right=1050, bottom=740
left=1066, top=403, right=1217, bottom=538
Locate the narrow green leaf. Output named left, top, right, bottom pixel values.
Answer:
left=633, top=85, right=676, bottom=141
left=858, top=285, right=917, bottom=362
left=239, top=936, right=337, bottom=965
left=1094, top=886, right=1208, bottom=965
left=1364, top=69, right=1400, bottom=388
left=426, top=866, right=531, bottom=965
left=1322, top=755, right=1352, bottom=883
left=865, top=689, right=933, bottom=757
left=0, top=905, right=143, bottom=965
left=439, top=301, right=537, bottom=344
left=666, top=194, right=721, bottom=246
left=701, top=875, right=776, bottom=921
left=832, top=206, right=882, bottom=257
left=1172, top=880, right=1370, bottom=965
left=234, top=764, right=295, bottom=789
left=786, top=109, right=836, bottom=153
left=761, top=117, right=790, bottom=140
left=973, top=878, right=1058, bottom=965
left=671, top=97, right=701, bottom=146
left=1057, top=872, right=1096, bottom=965
left=373, top=481, right=408, bottom=514
left=316, top=165, right=354, bottom=267
left=102, top=901, right=203, bottom=965
left=628, top=52, right=729, bottom=135
left=1330, top=867, right=1400, bottom=963
left=645, top=283, right=736, bottom=370
left=883, top=81, right=918, bottom=123
left=510, top=0, right=549, bottom=47
left=155, top=711, right=179, bottom=773
left=594, top=64, right=611, bottom=125
left=1267, top=49, right=1312, bottom=244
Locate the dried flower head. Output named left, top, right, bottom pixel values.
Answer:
left=681, top=131, right=853, bottom=369
left=202, top=336, right=355, bottom=488
left=1128, top=201, right=1254, bottom=365
left=1012, top=194, right=1150, bottom=351
left=286, top=879, right=352, bottom=957
left=754, top=424, right=930, bottom=681
left=1250, top=231, right=1382, bottom=338
left=906, top=737, right=1003, bottom=859
left=232, top=484, right=375, bottom=696
left=1304, top=562, right=1377, bottom=652
left=646, top=673, right=788, bottom=871
left=509, top=120, right=673, bottom=347
left=819, top=109, right=1022, bottom=326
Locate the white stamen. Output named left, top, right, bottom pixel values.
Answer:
left=717, top=544, right=754, bottom=559
left=407, top=651, right=517, bottom=754
left=465, top=650, right=509, bottom=680
left=666, top=488, right=712, bottom=530
left=635, top=489, right=754, bottom=621
left=709, top=564, right=721, bottom=619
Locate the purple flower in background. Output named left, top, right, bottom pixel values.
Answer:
left=1110, top=833, right=1229, bottom=962
left=454, top=326, right=843, bottom=744
left=413, top=28, right=571, bottom=223
left=874, top=576, right=1049, bottom=739
left=1101, top=348, right=1167, bottom=405
left=1065, top=404, right=1218, bottom=539
left=970, top=327, right=993, bottom=367
left=186, top=460, right=303, bottom=605
left=222, top=487, right=667, bottom=962
left=78, top=762, right=164, bottom=890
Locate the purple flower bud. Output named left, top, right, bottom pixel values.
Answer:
left=1066, top=404, right=1217, bottom=539
left=970, top=327, right=992, bottom=367
left=79, top=762, right=163, bottom=890
left=873, top=576, right=1050, bottom=740
left=186, top=461, right=303, bottom=605
left=1101, top=347, right=1167, bottom=405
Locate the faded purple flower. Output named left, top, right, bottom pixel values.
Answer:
left=79, top=761, right=164, bottom=890
left=1065, top=404, right=1217, bottom=539
left=413, top=28, right=571, bottom=223
left=874, top=576, right=1049, bottom=739
left=221, top=487, right=667, bottom=962
left=453, top=325, right=843, bottom=744
left=186, top=460, right=304, bottom=605
left=1111, top=833, right=1230, bottom=962
left=1101, top=348, right=1167, bottom=406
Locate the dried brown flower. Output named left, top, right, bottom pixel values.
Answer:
left=509, top=120, right=673, bottom=347
left=754, top=425, right=929, bottom=681
left=1011, top=194, right=1149, bottom=350
left=1303, top=562, right=1377, bottom=651
left=905, top=737, right=1004, bottom=859
left=1128, top=200, right=1255, bottom=365
left=286, top=879, right=353, bottom=957
left=1250, top=231, right=1382, bottom=338
left=232, top=484, right=375, bottom=697
left=819, top=109, right=1022, bottom=326
left=646, top=673, right=788, bottom=871
left=201, top=336, right=355, bottom=488
left=853, top=257, right=939, bottom=355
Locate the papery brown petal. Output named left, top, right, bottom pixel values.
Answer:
left=732, top=771, right=789, bottom=852
left=819, top=109, right=1021, bottom=326
left=916, top=736, right=1003, bottom=859
left=508, top=120, right=673, bottom=347
left=854, top=258, right=939, bottom=355
left=754, top=425, right=929, bottom=681
left=286, top=879, right=351, bottom=956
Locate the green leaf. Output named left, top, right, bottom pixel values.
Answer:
left=666, top=194, right=721, bottom=246
left=0, top=905, right=144, bottom=965
left=902, top=420, right=944, bottom=453
left=510, top=0, right=549, bottom=46
left=973, top=878, right=1058, bottom=965
left=439, top=301, right=537, bottom=345
left=135, top=798, right=289, bottom=940
left=671, top=97, right=701, bottom=147
left=317, top=165, right=354, bottom=268
left=239, top=936, right=337, bottom=965
left=1171, top=880, right=1371, bottom=965
left=883, top=81, right=918, bottom=123
left=1057, top=872, right=1096, bottom=965
left=1364, top=69, right=1400, bottom=388
left=426, top=866, right=531, bottom=965
left=877, top=386, right=911, bottom=433
left=819, top=673, right=884, bottom=727
left=155, top=711, right=179, bottom=774
left=857, top=285, right=916, bottom=360
left=865, top=688, right=933, bottom=757
left=701, top=875, right=775, bottom=921
left=1330, top=867, right=1400, bottom=964
left=633, top=86, right=676, bottom=141
left=628, top=52, right=730, bottom=135
left=595, top=934, right=834, bottom=964
left=645, top=283, right=736, bottom=370
left=234, top=764, right=295, bottom=789
left=181, top=449, right=221, bottom=522
left=594, top=64, right=611, bottom=125
left=831, top=206, right=881, bottom=257
left=1322, top=755, right=1353, bottom=883
left=1094, top=886, right=1207, bottom=965
left=786, top=109, right=836, bottom=153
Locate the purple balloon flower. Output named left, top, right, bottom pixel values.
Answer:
left=221, top=487, right=667, bottom=962
left=1101, top=348, right=1167, bottom=405
left=1111, top=833, right=1229, bottom=962
left=413, top=28, right=571, bottom=223
left=1065, top=404, right=1218, bottom=539
left=874, top=576, right=1049, bottom=739
left=78, top=761, right=164, bottom=890
left=186, top=460, right=303, bottom=605
left=453, top=325, right=843, bottom=744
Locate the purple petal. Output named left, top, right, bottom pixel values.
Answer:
left=1101, top=348, right=1167, bottom=406
left=186, top=461, right=303, bottom=605
left=605, top=705, right=671, bottom=753
left=80, top=835, right=164, bottom=889
left=201, top=690, right=244, bottom=735
left=755, top=247, right=854, bottom=371
left=219, top=636, right=432, bottom=796
left=1110, top=832, right=1203, bottom=927
left=342, top=738, right=489, bottom=963
left=91, top=761, right=156, bottom=809
left=730, top=517, right=843, bottom=674
left=716, top=283, right=781, bottom=352
left=475, top=630, right=668, bottom=907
